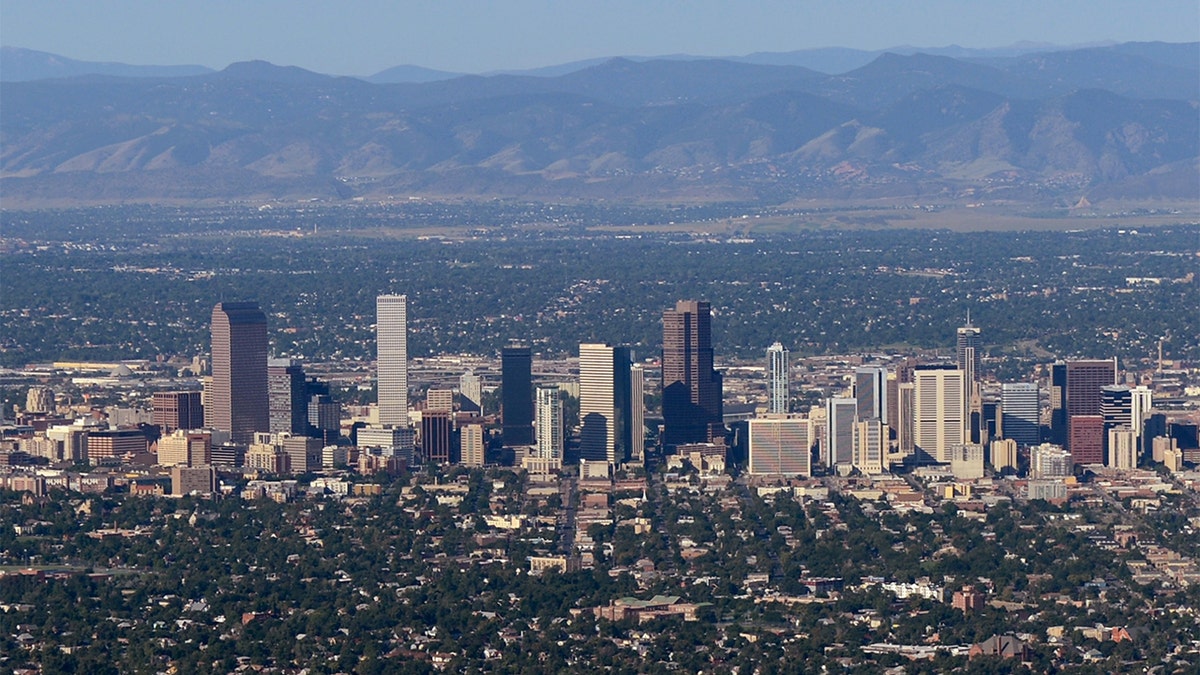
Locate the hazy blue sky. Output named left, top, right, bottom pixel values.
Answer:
left=3, top=0, right=1197, bottom=75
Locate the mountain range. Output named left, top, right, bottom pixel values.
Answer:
left=1, top=43, right=1196, bottom=207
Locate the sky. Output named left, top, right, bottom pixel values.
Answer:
left=3, top=0, right=1197, bottom=76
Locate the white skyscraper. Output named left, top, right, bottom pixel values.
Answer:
left=767, top=342, right=789, bottom=414
left=913, top=366, right=966, bottom=463
left=376, top=295, right=408, bottom=427
left=630, top=364, right=645, bottom=463
left=1130, top=385, right=1153, bottom=447
left=535, top=386, right=563, bottom=465
left=580, top=343, right=618, bottom=464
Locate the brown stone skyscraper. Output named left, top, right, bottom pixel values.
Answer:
left=210, top=302, right=269, bottom=444
left=661, top=300, right=723, bottom=450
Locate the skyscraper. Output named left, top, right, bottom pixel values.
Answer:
left=913, top=365, right=966, bottom=463
left=459, top=370, right=482, bottom=413
left=535, top=386, right=563, bottom=465
left=854, top=366, right=888, bottom=425
left=766, top=342, right=789, bottom=415
left=629, top=364, right=645, bottom=463
left=825, top=397, right=857, bottom=469
left=501, top=344, right=534, bottom=446
left=579, top=343, right=636, bottom=465
left=1066, top=358, right=1117, bottom=463
left=210, top=302, right=268, bottom=444
left=1049, top=362, right=1068, bottom=445
left=662, top=300, right=723, bottom=449
left=376, top=295, right=409, bottom=428
left=268, top=358, right=308, bottom=435
left=1000, top=382, right=1040, bottom=447
left=956, top=318, right=982, bottom=379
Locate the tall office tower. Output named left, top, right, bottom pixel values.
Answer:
left=897, top=383, right=915, bottom=457
left=1001, top=382, right=1040, bottom=447
left=956, top=318, right=982, bottom=379
left=766, top=342, right=789, bottom=414
left=1101, top=386, right=1132, bottom=433
left=421, top=411, right=453, bottom=464
left=1066, top=358, right=1117, bottom=461
left=25, top=386, right=54, bottom=414
left=501, top=344, right=534, bottom=446
left=981, top=399, right=1001, bottom=445
left=1130, top=385, right=1153, bottom=449
left=307, top=394, right=339, bottom=445
left=210, top=302, right=269, bottom=444
left=152, top=391, right=204, bottom=432
left=376, top=295, right=409, bottom=428
left=747, top=416, right=812, bottom=476
left=662, top=300, right=724, bottom=449
left=534, top=386, right=563, bottom=464
left=825, top=397, right=857, bottom=469
left=426, top=388, right=454, bottom=413
left=459, top=370, right=482, bottom=413
left=1069, top=415, right=1105, bottom=465
left=267, top=359, right=308, bottom=435
left=1049, top=362, right=1068, bottom=445
left=579, top=343, right=636, bottom=464
left=912, top=365, right=966, bottom=464
left=629, top=364, right=646, bottom=463
left=854, top=366, right=888, bottom=425
left=461, top=423, right=485, bottom=467
left=853, top=418, right=886, bottom=474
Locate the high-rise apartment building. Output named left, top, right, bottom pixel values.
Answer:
left=535, top=386, right=563, bottom=465
left=913, top=365, right=966, bottom=463
left=210, top=302, right=269, bottom=444
left=1000, top=382, right=1040, bottom=447
left=152, top=391, right=204, bottom=432
left=501, top=345, right=535, bottom=446
left=376, top=295, right=409, bottom=428
left=268, top=358, right=308, bottom=435
left=579, top=343, right=636, bottom=465
left=662, top=300, right=723, bottom=449
left=767, top=342, right=789, bottom=414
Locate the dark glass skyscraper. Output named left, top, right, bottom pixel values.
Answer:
left=661, top=300, right=723, bottom=450
left=501, top=344, right=534, bottom=446
left=268, top=358, right=308, bottom=435
left=210, top=302, right=268, bottom=444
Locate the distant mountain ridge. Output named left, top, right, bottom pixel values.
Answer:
left=1, top=42, right=1196, bottom=206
